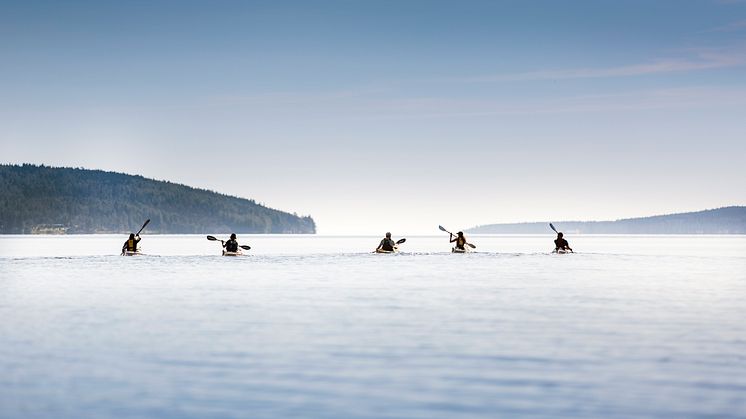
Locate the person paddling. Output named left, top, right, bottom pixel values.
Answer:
left=554, top=232, right=573, bottom=253
left=206, top=234, right=251, bottom=255
left=376, top=232, right=397, bottom=252
left=450, top=231, right=467, bottom=251
left=122, top=233, right=141, bottom=254
left=223, top=233, right=240, bottom=252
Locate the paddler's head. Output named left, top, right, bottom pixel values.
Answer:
left=230, top=233, right=237, bottom=240
left=557, top=232, right=563, bottom=238
left=457, top=231, right=463, bottom=237
left=129, top=233, right=135, bottom=239
left=386, top=232, right=391, bottom=238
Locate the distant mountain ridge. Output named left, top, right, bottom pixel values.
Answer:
left=0, top=164, right=315, bottom=234
left=467, top=207, right=746, bottom=234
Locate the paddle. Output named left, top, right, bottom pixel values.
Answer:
left=136, top=219, right=150, bottom=235
left=206, top=235, right=251, bottom=250
left=549, top=223, right=558, bottom=234
left=438, top=225, right=476, bottom=249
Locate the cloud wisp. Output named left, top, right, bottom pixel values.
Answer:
left=359, top=86, right=746, bottom=120
left=440, top=46, right=746, bottom=83
left=190, top=86, right=746, bottom=121
left=708, top=19, right=746, bottom=32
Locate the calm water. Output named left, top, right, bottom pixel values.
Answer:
left=1, top=235, right=745, bottom=418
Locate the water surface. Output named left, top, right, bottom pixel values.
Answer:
left=1, top=235, right=745, bottom=418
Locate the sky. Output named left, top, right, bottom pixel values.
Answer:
left=1, top=0, right=745, bottom=234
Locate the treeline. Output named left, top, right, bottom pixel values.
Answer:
left=468, top=206, right=746, bottom=234
left=0, top=164, right=316, bottom=234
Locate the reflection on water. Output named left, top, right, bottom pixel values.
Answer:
left=1, top=235, right=745, bottom=418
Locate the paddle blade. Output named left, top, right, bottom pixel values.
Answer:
left=206, top=235, right=219, bottom=241
left=240, top=245, right=251, bottom=250
left=396, top=238, right=406, bottom=245
left=438, top=225, right=448, bottom=232
left=549, top=223, right=558, bottom=233
left=467, top=243, right=476, bottom=249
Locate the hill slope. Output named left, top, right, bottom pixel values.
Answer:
left=0, top=164, right=315, bottom=234
left=467, top=207, right=746, bottom=234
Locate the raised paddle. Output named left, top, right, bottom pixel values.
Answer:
left=136, top=219, right=150, bottom=235
left=207, top=235, right=251, bottom=250
left=438, top=225, right=476, bottom=249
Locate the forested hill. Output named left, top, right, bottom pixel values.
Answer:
left=467, top=207, right=746, bottom=234
left=0, top=164, right=316, bottom=234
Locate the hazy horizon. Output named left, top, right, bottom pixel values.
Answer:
left=2, top=1, right=745, bottom=233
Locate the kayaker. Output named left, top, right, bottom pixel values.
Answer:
left=223, top=233, right=239, bottom=252
left=122, top=233, right=141, bottom=253
left=554, top=232, right=573, bottom=253
left=450, top=231, right=467, bottom=251
left=376, top=232, right=397, bottom=252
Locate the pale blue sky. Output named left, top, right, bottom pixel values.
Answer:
left=2, top=0, right=745, bottom=233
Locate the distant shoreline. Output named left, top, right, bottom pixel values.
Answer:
left=467, top=206, right=746, bottom=234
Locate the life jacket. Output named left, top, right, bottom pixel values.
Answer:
left=126, top=238, right=138, bottom=251
left=456, top=236, right=466, bottom=248
left=381, top=238, right=395, bottom=251
left=225, top=239, right=239, bottom=252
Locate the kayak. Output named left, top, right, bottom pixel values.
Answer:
left=122, top=250, right=142, bottom=256
left=375, top=247, right=398, bottom=254
left=452, top=247, right=470, bottom=253
left=222, top=250, right=244, bottom=256
left=554, top=249, right=572, bottom=254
